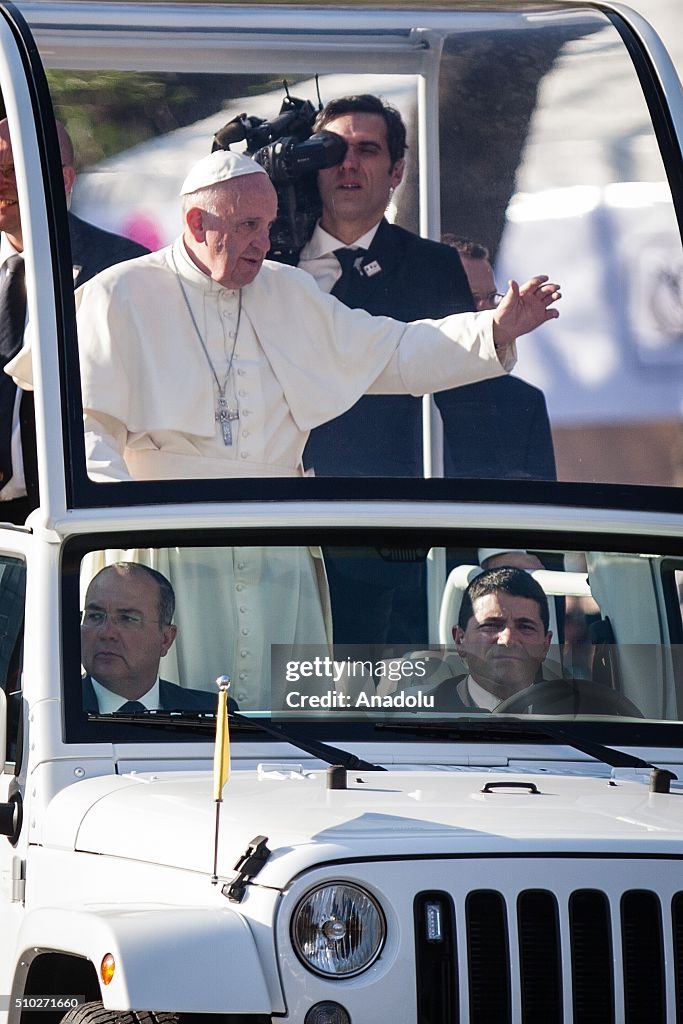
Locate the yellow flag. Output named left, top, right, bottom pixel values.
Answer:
left=213, top=686, right=230, bottom=800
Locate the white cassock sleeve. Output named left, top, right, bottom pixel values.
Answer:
left=241, top=264, right=513, bottom=430
left=367, top=309, right=515, bottom=395
left=75, top=250, right=515, bottom=476
left=84, top=410, right=132, bottom=482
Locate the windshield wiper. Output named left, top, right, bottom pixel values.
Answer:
left=231, top=711, right=386, bottom=771
left=89, top=709, right=221, bottom=732
left=88, top=709, right=385, bottom=772
left=375, top=717, right=677, bottom=776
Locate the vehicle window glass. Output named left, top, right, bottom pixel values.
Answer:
left=0, top=556, right=26, bottom=763
left=17, top=3, right=679, bottom=500
left=489, top=17, right=683, bottom=489
left=69, top=540, right=683, bottom=737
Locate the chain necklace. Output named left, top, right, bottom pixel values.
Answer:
left=172, top=249, right=241, bottom=446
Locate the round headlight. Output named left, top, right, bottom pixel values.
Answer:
left=291, top=882, right=386, bottom=977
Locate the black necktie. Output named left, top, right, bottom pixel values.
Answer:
left=0, top=256, right=27, bottom=487
left=0, top=255, right=26, bottom=359
left=332, top=247, right=364, bottom=304
left=116, top=700, right=148, bottom=713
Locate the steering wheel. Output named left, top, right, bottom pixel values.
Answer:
left=492, top=677, right=643, bottom=717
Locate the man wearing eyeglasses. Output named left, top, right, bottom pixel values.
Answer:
left=0, top=117, right=148, bottom=523
left=440, top=236, right=556, bottom=482
left=81, top=562, right=215, bottom=713
left=446, top=238, right=505, bottom=313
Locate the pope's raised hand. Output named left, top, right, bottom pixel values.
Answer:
left=492, top=275, right=561, bottom=348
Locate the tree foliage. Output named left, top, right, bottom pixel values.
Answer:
left=46, top=69, right=281, bottom=169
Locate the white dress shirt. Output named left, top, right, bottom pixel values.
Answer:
left=298, top=221, right=380, bottom=293
left=90, top=676, right=161, bottom=712
left=458, top=674, right=501, bottom=711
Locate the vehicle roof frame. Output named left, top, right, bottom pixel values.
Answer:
left=0, top=1, right=84, bottom=521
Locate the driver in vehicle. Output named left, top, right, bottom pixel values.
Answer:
left=80, top=562, right=215, bottom=713
left=431, top=567, right=552, bottom=712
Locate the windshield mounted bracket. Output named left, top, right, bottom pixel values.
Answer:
left=223, top=834, right=271, bottom=903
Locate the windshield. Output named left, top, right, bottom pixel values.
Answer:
left=63, top=532, right=683, bottom=744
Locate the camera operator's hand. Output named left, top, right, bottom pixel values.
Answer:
left=492, top=275, right=561, bottom=351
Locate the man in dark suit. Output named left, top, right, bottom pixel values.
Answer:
left=0, top=118, right=149, bottom=522
left=81, top=562, right=215, bottom=713
left=440, top=237, right=556, bottom=480
left=296, top=94, right=554, bottom=644
left=299, top=93, right=474, bottom=478
left=430, top=567, right=552, bottom=712
left=68, top=209, right=150, bottom=291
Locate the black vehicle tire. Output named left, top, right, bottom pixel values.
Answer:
left=492, top=677, right=643, bottom=717
left=60, top=1002, right=179, bottom=1024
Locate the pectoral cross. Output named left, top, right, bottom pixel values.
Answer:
left=215, top=396, right=239, bottom=446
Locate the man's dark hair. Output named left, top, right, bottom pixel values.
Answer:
left=95, top=562, right=176, bottom=625
left=458, top=566, right=550, bottom=633
left=314, top=94, right=407, bottom=165
left=442, top=235, right=490, bottom=262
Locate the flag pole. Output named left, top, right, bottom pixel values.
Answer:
left=211, top=674, right=231, bottom=885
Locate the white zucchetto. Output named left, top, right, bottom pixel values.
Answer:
left=179, top=150, right=267, bottom=196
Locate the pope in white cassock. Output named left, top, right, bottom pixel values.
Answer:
left=72, top=150, right=561, bottom=710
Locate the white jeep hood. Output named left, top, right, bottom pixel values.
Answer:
left=42, top=767, right=683, bottom=888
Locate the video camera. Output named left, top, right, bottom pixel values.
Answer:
left=212, top=86, right=347, bottom=264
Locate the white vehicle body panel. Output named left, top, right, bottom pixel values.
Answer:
left=40, top=771, right=683, bottom=869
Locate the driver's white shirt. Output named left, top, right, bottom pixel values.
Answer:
left=461, top=674, right=500, bottom=711
left=90, top=676, right=161, bottom=712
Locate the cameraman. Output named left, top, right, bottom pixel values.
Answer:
left=298, top=94, right=472, bottom=479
